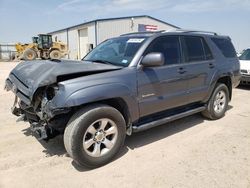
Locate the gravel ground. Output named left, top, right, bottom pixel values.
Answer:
left=0, top=62, right=250, bottom=188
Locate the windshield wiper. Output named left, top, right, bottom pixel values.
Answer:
left=89, top=59, right=114, bottom=65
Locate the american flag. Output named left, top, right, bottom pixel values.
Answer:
left=138, top=24, right=158, bottom=32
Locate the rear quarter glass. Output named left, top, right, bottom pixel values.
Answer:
left=211, top=38, right=237, bottom=58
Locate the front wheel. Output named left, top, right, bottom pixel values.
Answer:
left=202, top=83, right=229, bottom=120
left=64, top=104, right=126, bottom=168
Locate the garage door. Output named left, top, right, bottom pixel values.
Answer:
left=79, top=28, right=88, bottom=59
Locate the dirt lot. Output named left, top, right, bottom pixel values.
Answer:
left=0, top=62, right=249, bottom=188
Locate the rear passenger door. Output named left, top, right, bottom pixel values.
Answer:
left=181, top=36, right=215, bottom=103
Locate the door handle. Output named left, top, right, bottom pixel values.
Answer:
left=177, top=67, right=186, bottom=74
left=209, top=63, right=215, bottom=68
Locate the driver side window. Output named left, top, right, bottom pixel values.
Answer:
left=145, top=36, right=181, bottom=65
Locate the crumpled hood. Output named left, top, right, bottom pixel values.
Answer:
left=8, top=59, right=121, bottom=98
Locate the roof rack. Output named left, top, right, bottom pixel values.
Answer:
left=120, top=30, right=165, bottom=36
left=165, top=29, right=218, bottom=36
left=120, top=29, right=218, bottom=37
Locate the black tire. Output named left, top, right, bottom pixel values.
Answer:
left=11, top=52, right=16, bottom=60
left=23, top=49, right=37, bottom=60
left=64, top=104, right=126, bottom=168
left=202, top=83, right=229, bottom=120
left=49, top=50, right=62, bottom=59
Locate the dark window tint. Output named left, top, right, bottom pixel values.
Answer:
left=239, top=49, right=250, bottom=60
left=203, top=41, right=213, bottom=60
left=145, top=36, right=181, bottom=65
left=211, top=38, right=237, bottom=58
left=183, top=36, right=206, bottom=62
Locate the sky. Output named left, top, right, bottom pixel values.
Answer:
left=0, top=0, right=249, bottom=51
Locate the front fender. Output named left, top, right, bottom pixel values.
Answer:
left=52, top=83, right=139, bottom=122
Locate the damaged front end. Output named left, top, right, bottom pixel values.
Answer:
left=5, top=78, right=71, bottom=140
left=5, top=60, right=122, bottom=140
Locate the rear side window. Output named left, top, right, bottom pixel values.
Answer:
left=203, top=41, right=213, bottom=60
left=145, top=36, right=181, bottom=65
left=211, top=38, right=237, bottom=58
left=183, top=36, right=213, bottom=62
left=183, top=36, right=205, bottom=62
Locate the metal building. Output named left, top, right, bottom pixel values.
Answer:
left=48, top=15, right=179, bottom=60
left=0, top=44, right=16, bottom=61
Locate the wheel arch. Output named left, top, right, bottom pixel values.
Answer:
left=205, top=74, right=233, bottom=102
left=216, top=76, right=232, bottom=100
left=75, top=98, right=132, bottom=127
left=50, top=97, right=132, bottom=136
left=59, top=83, right=138, bottom=122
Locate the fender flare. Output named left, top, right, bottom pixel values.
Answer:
left=204, top=71, right=233, bottom=102
left=63, top=83, right=139, bottom=122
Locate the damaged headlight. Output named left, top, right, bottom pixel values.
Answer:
left=35, top=84, right=69, bottom=120
left=45, top=85, right=59, bottom=100
left=41, top=85, right=59, bottom=109
left=37, top=86, right=58, bottom=120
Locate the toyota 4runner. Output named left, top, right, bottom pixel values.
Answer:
left=5, top=29, right=241, bottom=168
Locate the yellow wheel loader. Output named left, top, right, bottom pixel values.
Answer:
left=15, top=34, right=68, bottom=61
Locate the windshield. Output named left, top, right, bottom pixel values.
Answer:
left=239, top=49, right=250, bottom=60
left=84, top=36, right=148, bottom=66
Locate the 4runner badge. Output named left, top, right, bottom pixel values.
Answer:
left=142, top=93, right=155, bottom=98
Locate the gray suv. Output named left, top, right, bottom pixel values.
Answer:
left=5, top=29, right=241, bottom=168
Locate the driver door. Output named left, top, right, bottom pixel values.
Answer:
left=137, top=36, right=189, bottom=117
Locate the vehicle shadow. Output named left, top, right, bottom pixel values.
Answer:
left=21, top=112, right=218, bottom=171
left=22, top=128, right=66, bottom=156
left=125, top=114, right=204, bottom=150
left=228, top=104, right=233, bottom=111
left=71, top=113, right=206, bottom=171
left=237, top=85, right=250, bottom=90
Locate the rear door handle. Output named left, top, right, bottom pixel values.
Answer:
left=177, top=67, right=186, bottom=74
left=209, top=63, right=215, bottom=68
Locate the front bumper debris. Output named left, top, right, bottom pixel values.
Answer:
left=11, top=96, right=21, bottom=116
left=31, top=122, right=48, bottom=140
left=30, top=121, right=59, bottom=141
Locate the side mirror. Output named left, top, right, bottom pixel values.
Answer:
left=141, top=52, right=165, bottom=67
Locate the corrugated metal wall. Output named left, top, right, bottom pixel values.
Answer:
left=97, top=17, right=176, bottom=44
left=97, top=19, right=133, bottom=44
left=77, top=23, right=96, bottom=59
left=134, top=17, right=176, bottom=32
left=0, top=44, right=16, bottom=61
left=51, top=17, right=177, bottom=60
left=68, top=29, right=78, bottom=59
left=52, top=32, right=67, bottom=44
left=52, top=23, right=96, bottom=60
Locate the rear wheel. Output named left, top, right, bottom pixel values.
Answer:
left=23, top=49, right=37, bottom=60
left=202, top=83, right=229, bottom=120
left=64, top=104, right=126, bottom=168
left=49, top=50, right=62, bottom=59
